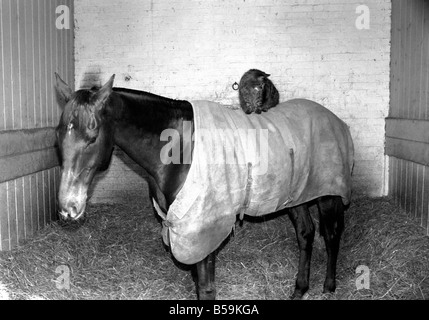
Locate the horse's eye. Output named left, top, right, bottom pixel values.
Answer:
left=88, top=137, right=97, bottom=145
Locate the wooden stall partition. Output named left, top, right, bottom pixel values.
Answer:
left=387, top=0, right=429, bottom=235
left=0, top=0, right=74, bottom=250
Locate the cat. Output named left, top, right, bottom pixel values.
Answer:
left=238, top=69, right=280, bottom=114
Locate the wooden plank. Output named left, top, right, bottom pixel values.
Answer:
left=389, top=156, right=395, bottom=202
left=64, top=0, right=68, bottom=87
left=52, top=1, right=59, bottom=122
left=409, top=0, right=418, bottom=119
left=39, top=0, right=47, bottom=127
left=0, top=0, right=5, bottom=131
left=51, top=167, right=58, bottom=221
left=385, top=118, right=429, bottom=143
left=395, top=157, right=400, bottom=207
left=416, top=163, right=424, bottom=226
left=44, top=0, right=52, bottom=127
left=408, top=162, right=415, bottom=217
left=69, top=0, right=75, bottom=92
left=2, top=0, right=13, bottom=130
left=0, top=127, right=57, bottom=157
left=33, top=0, right=41, bottom=127
left=56, top=0, right=63, bottom=87
left=43, top=170, right=51, bottom=225
left=397, top=0, right=405, bottom=119
left=385, top=137, right=429, bottom=167
left=423, top=166, right=429, bottom=234
left=48, top=0, right=56, bottom=125
left=405, top=160, right=411, bottom=212
left=24, top=0, right=35, bottom=128
left=400, top=159, right=404, bottom=209
left=30, top=173, right=39, bottom=234
left=0, top=147, right=60, bottom=183
left=36, top=171, right=44, bottom=229
left=18, top=0, right=28, bottom=129
left=0, top=182, right=9, bottom=251
left=404, top=160, right=409, bottom=213
left=400, top=0, right=408, bottom=119
left=415, top=0, right=424, bottom=120
left=23, top=175, right=32, bottom=238
left=15, top=178, right=25, bottom=245
left=424, top=2, right=429, bottom=120
left=11, top=0, right=21, bottom=129
left=7, top=181, right=17, bottom=249
left=389, top=0, right=400, bottom=117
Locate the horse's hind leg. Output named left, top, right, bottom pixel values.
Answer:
left=316, top=196, right=344, bottom=293
left=288, top=204, right=315, bottom=299
left=195, top=252, right=216, bottom=300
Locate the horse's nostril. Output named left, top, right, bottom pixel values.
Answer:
left=70, top=205, right=78, bottom=218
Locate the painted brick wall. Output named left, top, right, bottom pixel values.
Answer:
left=74, top=0, right=391, bottom=203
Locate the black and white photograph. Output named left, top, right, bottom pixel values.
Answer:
left=0, top=0, right=428, bottom=305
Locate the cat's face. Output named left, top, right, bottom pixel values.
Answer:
left=240, top=78, right=266, bottom=114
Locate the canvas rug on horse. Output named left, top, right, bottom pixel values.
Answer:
left=154, top=99, right=354, bottom=265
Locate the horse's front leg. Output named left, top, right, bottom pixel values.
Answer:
left=195, top=252, right=216, bottom=300
left=288, top=204, right=315, bottom=299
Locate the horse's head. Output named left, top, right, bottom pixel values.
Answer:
left=55, top=73, right=115, bottom=221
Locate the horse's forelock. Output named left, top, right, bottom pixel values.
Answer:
left=64, top=90, right=100, bottom=131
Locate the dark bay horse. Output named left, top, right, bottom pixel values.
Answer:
left=55, top=73, right=348, bottom=300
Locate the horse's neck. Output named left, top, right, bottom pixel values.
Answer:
left=109, top=91, right=193, bottom=206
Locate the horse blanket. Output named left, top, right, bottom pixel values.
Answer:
left=156, top=99, right=354, bottom=265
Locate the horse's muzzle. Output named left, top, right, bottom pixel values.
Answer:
left=59, top=201, right=86, bottom=221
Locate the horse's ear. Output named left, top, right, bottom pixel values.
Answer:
left=96, top=74, right=115, bottom=107
left=54, top=72, right=72, bottom=109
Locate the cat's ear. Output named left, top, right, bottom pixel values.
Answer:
left=257, top=75, right=268, bottom=83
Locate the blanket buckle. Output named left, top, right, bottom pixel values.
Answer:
left=152, top=198, right=172, bottom=246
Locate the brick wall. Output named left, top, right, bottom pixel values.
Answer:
left=74, top=0, right=391, bottom=203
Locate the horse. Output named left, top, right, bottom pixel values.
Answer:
left=54, top=73, right=354, bottom=300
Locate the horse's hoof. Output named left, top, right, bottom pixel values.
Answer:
left=290, top=286, right=309, bottom=300
left=322, top=279, right=336, bottom=293
left=198, top=290, right=216, bottom=300
left=290, top=293, right=302, bottom=300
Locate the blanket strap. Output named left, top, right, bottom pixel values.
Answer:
left=238, top=162, right=253, bottom=221
left=285, top=148, right=295, bottom=204
left=281, top=148, right=295, bottom=207
left=152, top=198, right=172, bottom=246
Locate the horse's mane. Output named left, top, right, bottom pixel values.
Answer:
left=113, top=87, right=189, bottom=107
left=62, top=86, right=193, bottom=134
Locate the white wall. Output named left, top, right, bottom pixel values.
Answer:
left=75, top=0, right=391, bottom=202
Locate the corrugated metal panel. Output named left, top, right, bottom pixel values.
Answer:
left=0, top=0, right=74, bottom=250
left=388, top=0, right=429, bottom=235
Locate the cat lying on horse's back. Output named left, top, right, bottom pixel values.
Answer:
left=238, top=69, right=280, bottom=114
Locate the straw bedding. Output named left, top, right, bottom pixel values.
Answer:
left=0, top=195, right=427, bottom=300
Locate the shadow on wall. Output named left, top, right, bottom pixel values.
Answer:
left=78, top=65, right=104, bottom=88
